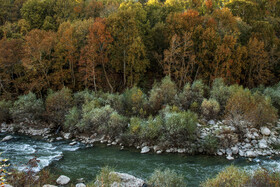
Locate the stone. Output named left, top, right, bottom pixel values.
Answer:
left=43, top=185, right=57, bottom=187
left=110, top=172, right=144, bottom=187
left=259, top=139, right=268, bottom=149
left=156, top=150, right=162, bottom=154
left=112, top=141, right=117, bottom=145
left=56, top=137, right=63, bottom=141
left=69, top=141, right=77, bottom=146
left=239, top=150, right=245, bottom=157
left=231, top=146, right=239, bottom=155
left=2, top=135, right=13, bottom=142
left=76, top=183, right=86, bottom=187
left=56, top=175, right=70, bottom=185
left=141, top=146, right=150, bottom=154
left=245, top=150, right=257, bottom=158
left=153, top=145, right=160, bottom=152
left=178, top=149, right=185, bottom=154
left=226, top=155, right=234, bottom=160
left=261, top=127, right=271, bottom=136
left=226, top=148, right=232, bottom=156
left=62, top=133, right=71, bottom=140
left=208, top=120, right=215, bottom=125
left=3, top=185, right=13, bottom=187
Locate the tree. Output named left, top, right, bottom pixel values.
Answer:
left=22, top=29, right=56, bottom=93
left=108, top=2, right=149, bottom=87
left=245, top=37, right=271, bottom=88
left=161, top=32, right=196, bottom=87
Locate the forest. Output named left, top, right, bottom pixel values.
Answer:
left=0, top=0, right=279, bottom=99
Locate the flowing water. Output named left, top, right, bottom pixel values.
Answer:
left=1, top=133, right=280, bottom=186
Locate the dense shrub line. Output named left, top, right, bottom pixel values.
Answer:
left=0, top=77, right=278, bottom=148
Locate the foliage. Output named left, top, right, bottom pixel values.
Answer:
left=263, top=82, right=280, bottom=112
left=201, top=166, right=250, bottom=187
left=163, top=110, right=198, bottom=144
left=64, top=106, right=81, bottom=132
left=249, top=168, right=280, bottom=187
left=201, top=99, right=220, bottom=120
left=0, top=100, right=12, bottom=123
left=0, top=154, right=10, bottom=186
left=94, top=166, right=121, bottom=187
left=203, top=135, right=219, bottom=154
left=99, top=112, right=127, bottom=137
left=225, top=87, right=278, bottom=130
left=11, top=92, right=44, bottom=123
left=45, top=87, right=73, bottom=125
left=121, top=86, right=147, bottom=117
left=148, top=76, right=178, bottom=113
left=148, top=168, right=186, bottom=187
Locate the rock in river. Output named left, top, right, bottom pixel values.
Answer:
left=141, top=146, right=150, bottom=154
left=110, top=172, right=145, bottom=187
left=2, top=135, right=13, bottom=142
left=56, top=175, right=70, bottom=185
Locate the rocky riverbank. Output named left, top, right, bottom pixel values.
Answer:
left=2, top=120, right=280, bottom=161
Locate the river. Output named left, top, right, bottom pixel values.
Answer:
left=1, top=133, right=280, bottom=186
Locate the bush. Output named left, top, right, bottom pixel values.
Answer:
left=249, top=168, right=280, bottom=187
left=101, top=93, right=123, bottom=114
left=217, top=126, right=239, bottom=148
left=129, top=117, right=142, bottom=136
left=203, top=135, right=219, bottom=154
left=149, top=76, right=178, bottom=113
left=225, top=87, right=278, bottom=131
left=121, top=87, right=147, bottom=117
left=11, top=92, right=44, bottom=123
left=210, top=78, right=233, bottom=113
left=148, top=168, right=186, bottom=187
left=99, top=112, right=127, bottom=137
left=163, top=110, right=198, bottom=144
left=0, top=100, right=12, bottom=123
left=79, top=104, right=114, bottom=132
left=45, top=88, right=73, bottom=125
left=201, top=99, right=220, bottom=120
left=201, top=166, right=250, bottom=187
left=179, top=80, right=208, bottom=111
left=64, top=106, right=81, bottom=132
left=140, top=116, right=163, bottom=142
left=73, top=90, right=95, bottom=109
left=263, top=82, right=280, bottom=112
left=93, top=166, right=121, bottom=187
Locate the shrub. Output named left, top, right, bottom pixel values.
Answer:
left=148, top=168, right=186, bottom=187
left=45, top=88, right=73, bottom=125
left=203, top=135, right=219, bottom=154
left=225, top=87, right=278, bottom=131
left=249, top=168, right=280, bottom=187
left=129, top=117, right=142, bottom=136
left=263, top=82, right=280, bottom=112
left=217, top=126, right=239, bottom=148
left=99, top=112, right=127, bottom=137
left=11, top=92, right=44, bottom=123
left=163, top=110, right=198, bottom=144
left=210, top=78, right=233, bottom=113
left=79, top=104, right=114, bottom=132
left=0, top=100, right=12, bottom=123
left=101, top=93, right=123, bottom=114
left=179, top=80, right=208, bottom=111
left=93, top=166, right=121, bottom=187
left=140, top=116, right=163, bottom=142
left=73, top=90, right=95, bottom=109
left=201, top=166, right=250, bottom=187
left=149, top=76, right=178, bottom=113
left=201, top=99, right=220, bottom=120
left=121, top=87, right=147, bottom=117
left=64, top=106, right=81, bottom=132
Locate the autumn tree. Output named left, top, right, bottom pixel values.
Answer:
left=245, top=37, right=272, bottom=88
left=108, top=2, right=149, bottom=87
left=161, top=32, right=197, bottom=87
left=22, top=29, right=56, bottom=94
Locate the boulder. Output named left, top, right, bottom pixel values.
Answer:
left=2, top=135, right=13, bottom=142
left=245, top=150, right=258, bottom=158
left=62, top=133, right=72, bottom=140
left=231, top=146, right=239, bottom=155
left=140, top=146, right=150, bottom=154
left=56, top=175, right=70, bottom=185
left=259, top=139, right=268, bottom=149
left=226, top=155, right=234, bottom=160
left=156, top=150, right=162, bottom=154
left=43, top=185, right=57, bottom=187
left=76, top=183, right=86, bottom=187
left=69, top=141, right=77, bottom=146
left=261, top=127, right=271, bottom=136
left=110, top=172, right=144, bottom=187
left=56, top=137, right=63, bottom=141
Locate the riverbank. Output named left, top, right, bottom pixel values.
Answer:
left=2, top=119, right=280, bottom=161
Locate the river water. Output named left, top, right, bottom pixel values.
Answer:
left=1, top=133, right=280, bottom=186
